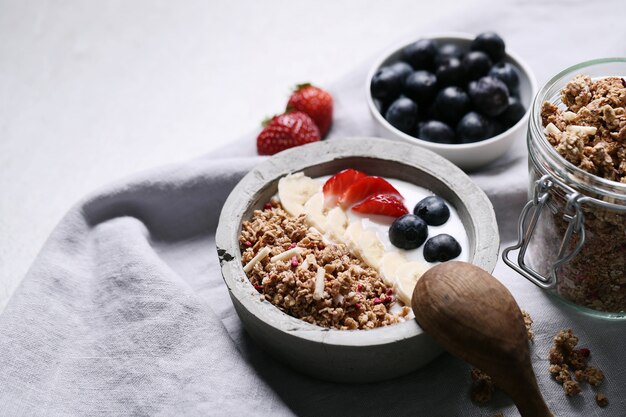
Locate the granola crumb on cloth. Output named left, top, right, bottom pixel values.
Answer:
left=239, top=203, right=410, bottom=330
left=548, top=329, right=606, bottom=403
left=596, top=392, right=609, bottom=407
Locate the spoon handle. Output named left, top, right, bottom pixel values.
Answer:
left=515, top=398, right=552, bottom=417
left=508, top=375, right=552, bottom=417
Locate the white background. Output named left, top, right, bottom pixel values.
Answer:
left=2, top=0, right=624, bottom=313
left=0, top=0, right=477, bottom=311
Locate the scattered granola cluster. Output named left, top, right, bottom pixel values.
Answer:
left=470, top=367, right=495, bottom=404
left=541, top=75, right=626, bottom=182
left=534, top=74, right=626, bottom=313
left=548, top=329, right=606, bottom=406
left=239, top=202, right=410, bottom=330
left=469, top=323, right=609, bottom=413
left=470, top=310, right=534, bottom=404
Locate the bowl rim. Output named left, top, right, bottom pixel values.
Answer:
left=365, top=31, right=539, bottom=150
left=216, top=137, right=500, bottom=348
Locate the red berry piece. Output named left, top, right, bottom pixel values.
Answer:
left=286, top=83, right=333, bottom=137
left=351, top=193, right=409, bottom=218
left=256, top=111, right=321, bottom=155
left=339, top=176, right=402, bottom=209
left=322, top=169, right=367, bottom=207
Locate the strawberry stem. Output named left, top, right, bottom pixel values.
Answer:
left=261, top=115, right=276, bottom=127
left=294, top=82, right=312, bottom=91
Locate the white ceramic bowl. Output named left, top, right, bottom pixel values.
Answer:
left=366, top=32, right=538, bottom=171
left=216, top=138, right=499, bottom=382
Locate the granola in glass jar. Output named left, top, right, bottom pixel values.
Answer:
left=531, top=74, right=626, bottom=313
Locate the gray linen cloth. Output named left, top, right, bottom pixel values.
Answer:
left=2, top=2, right=626, bottom=416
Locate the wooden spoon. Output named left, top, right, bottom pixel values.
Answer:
left=412, top=261, right=552, bottom=417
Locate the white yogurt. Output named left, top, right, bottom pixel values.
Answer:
left=345, top=178, right=469, bottom=265
left=277, top=172, right=471, bottom=306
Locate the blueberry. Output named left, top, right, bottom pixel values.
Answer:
left=470, top=32, right=506, bottom=63
left=432, top=86, right=470, bottom=126
left=423, top=234, right=462, bottom=262
left=418, top=121, right=455, bottom=144
left=389, top=214, right=428, bottom=250
left=435, top=57, right=465, bottom=87
left=414, top=196, right=450, bottom=226
left=404, top=71, right=438, bottom=105
left=403, top=39, right=438, bottom=70
left=385, top=96, right=418, bottom=134
left=456, top=111, right=496, bottom=143
left=389, top=61, right=414, bottom=82
left=371, top=67, right=404, bottom=102
left=468, top=76, right=510, bottom=117
left=497, top=96, right=526, bottom=128
left=488, top=62, right=520, bottom=95
left=462, top=51, right=493, bottom=81
left=434, top=43, right=464, bottom=67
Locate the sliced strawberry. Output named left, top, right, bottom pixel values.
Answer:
left=322, top=169, right=367, bottom=207
left=352, top=194, right=408, bottom=218
left=339, top=176, right=402, bottom=209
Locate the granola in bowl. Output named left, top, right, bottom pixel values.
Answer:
left=238, top=169, right=469, bottom=330
left=239, top=203, right=410, bottom=330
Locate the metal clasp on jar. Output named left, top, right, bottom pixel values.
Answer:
left=502, top=174, right=586, bottom=289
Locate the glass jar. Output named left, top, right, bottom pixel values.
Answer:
left=503, top=58, right=626, bottom=319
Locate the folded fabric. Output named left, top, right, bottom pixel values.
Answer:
left=2, top=1, right=625, bottom=416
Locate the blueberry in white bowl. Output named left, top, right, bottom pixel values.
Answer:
left=498, top=96, right=526, bottom=129
left=462, top=51, right=493, bottom=81
left=488, top=62, right=520, bottom=95
left=389, top=61, right=414, bottom=81
left=434, top=43, right=464, bottom=67
left=385, top=96, right=418, bottom=134
left=402, top=38, right=438, bottom=70
left=435, top=57, right=465, bottom=87
left=468, top=76, right=510, bottom=117
left=470, top=32, right=506, bottom=62
left=371, top=67, right=405, bottom=102
left=432, top=86, right=471, bottom=126
left=457, top=112, right=497, bottom=143
left=404, top=71, right=438, bottom=105
left=418, top=120, right=455, bottom=144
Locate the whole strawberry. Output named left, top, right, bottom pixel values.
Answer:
left=286, top=83, right=333, bottom=137
left=257, top=111, right=321, bottom=155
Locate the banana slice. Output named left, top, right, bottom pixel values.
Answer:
left=345, top=222, right=384, bottom=270
left=360, top=228, right=385, bottom=270
left=325, top=207, right=348, bottom=241
left=278, top=173, right=321, bottom=217
left=344, top=222, right=363, bottom=260
left=380, top=251, right=408, bottom=287
left=396, top=261, right=429, bottom=305
left=303, top=192, right=327, bottom=233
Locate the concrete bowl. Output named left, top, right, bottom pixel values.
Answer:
left=215, top=137, right=499, bottom=382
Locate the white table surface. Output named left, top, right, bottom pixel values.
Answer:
left=1, top=0, right=476, bottom=312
